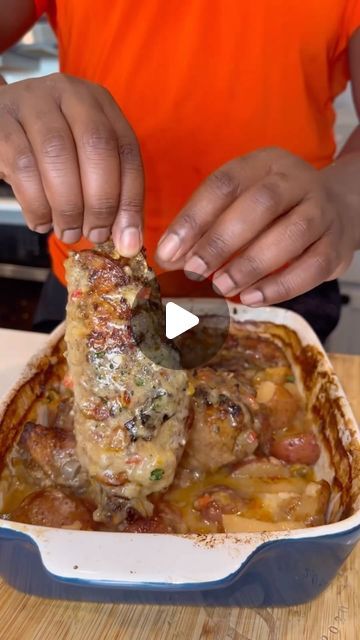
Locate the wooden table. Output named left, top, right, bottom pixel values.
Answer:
left=0, top=351, right=359, bottom=640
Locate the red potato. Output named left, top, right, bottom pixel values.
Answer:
left=270, top=432, right=320, bottom=465
left=193, top=485, right=245, bottom=525
left=123, top=516, right=172, bottom=533
left=10, top=488, right=94, bottom=529
left=258, top=383, right=308, bottom=461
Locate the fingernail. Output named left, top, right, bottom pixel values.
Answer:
left=118, top=226, right=142, bottom=257
left=156, top=233, right=181, bottom=262
left=240, top=289, right=264, bottom=306
left=34, top=223, right=52, bottom=234
left=212, top=273, right=236, bottom=296
left=62, top=228, right=82, bottom=244
left=88, top=227, right=110, bottom=244
left=184, top=255, right=208, bottom=279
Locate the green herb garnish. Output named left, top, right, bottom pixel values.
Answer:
left=135, top=377, right=145, bottom=386
left=286, top=375, right=295, bottom=383
left=150, top=468, right=164, bottom=481
left=45, top=390, right=56, bottom=403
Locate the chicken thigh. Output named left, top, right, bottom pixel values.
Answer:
left=65, top=242, right=191, bottom=522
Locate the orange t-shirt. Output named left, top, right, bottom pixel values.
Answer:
left=35, top=0, right=360, bottom=286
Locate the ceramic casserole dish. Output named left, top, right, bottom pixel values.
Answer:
left=0, top=301, right=359, bottom=607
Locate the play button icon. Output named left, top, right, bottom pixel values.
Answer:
left=165, top=302, right=199, bottom=339
left=130, top=269, right=230, bottom=370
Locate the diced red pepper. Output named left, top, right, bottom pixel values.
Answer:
left=247, top=430, right=257, bottom=443
left=126, top=455, right=142, bottom=465
left=194, top=494, right=212, bottom=510
left=71, top=289, right=83, bottom=300
left=63, top=373, right=74, bottom=389
left=122, top=390, right=131, bottom=406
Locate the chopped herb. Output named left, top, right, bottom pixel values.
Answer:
left=135, top=377, right=145, bottom=386
left=286, top=375, right=295, bottom=383
left=45, top=390, right=57, bottom=403
left=150, top=468, right=164, bottom=481
left=291, top=464, right=309, bottom=478
left=94, top=351, right=105, bottom=358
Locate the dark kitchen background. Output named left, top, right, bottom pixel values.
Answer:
left=0, top=18, right=56, bottom=331
left=0, top=179, right=50, bottom=331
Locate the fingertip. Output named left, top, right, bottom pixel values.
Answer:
left=62, top=228, right=82, bottom=244
left=240, top=289, right=264, bottom=307
left=183, top=255, right=208, bottom=279
left=53, top=225, right=82, bottom=243
left=87, top=227, right=111, bottom=244
left=34, top=223, right=53, bottom=234
left=113, top=226, right=142, bottom=257
left=156, top=233, right=182, bottom=262
left=212, top=272, right=237, bottom=296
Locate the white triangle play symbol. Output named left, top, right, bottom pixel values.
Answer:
left=165, top=301, right=199, bottom=340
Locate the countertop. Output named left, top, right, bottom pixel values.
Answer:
left=0, top=330, right=359, bottom=640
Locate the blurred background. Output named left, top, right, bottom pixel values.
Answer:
left=0, top=18, right=57, bottom=332
left=0, top=17, right=359, bottom=352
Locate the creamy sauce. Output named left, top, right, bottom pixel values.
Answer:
left=0, top=323, right=329, bottom=533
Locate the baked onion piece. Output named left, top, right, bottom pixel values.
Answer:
left=65, top=242, right=190, bottom=523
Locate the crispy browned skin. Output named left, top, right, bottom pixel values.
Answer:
left=182, top=368, right=262, bottom=472
left=10, top=488, right=94, bottom=529
left=19, top=422, right=88, bottom=490
left=65, top=242, right=190, bottom=521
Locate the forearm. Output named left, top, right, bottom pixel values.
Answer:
left=320, top=125, right=360, bottom=251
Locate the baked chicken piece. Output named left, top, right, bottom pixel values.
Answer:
left=181, top=368, right=264, bottom=472
left=64, top=242, right=191, bottom=523
left=10, top=488, right=94, bottom=530
left=18, top=421, right=89, bottom=490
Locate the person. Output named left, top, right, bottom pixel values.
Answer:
left=1, top=1, right=360, bottom=341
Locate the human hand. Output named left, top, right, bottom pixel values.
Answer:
left=156, top=147, right=358, bottom=305
left=0, top=73, right=143, bottom=256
